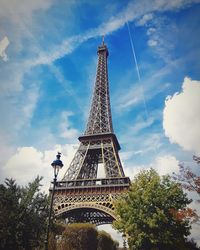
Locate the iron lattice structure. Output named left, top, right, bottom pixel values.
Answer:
left=53, top=41, right=130, bottom=225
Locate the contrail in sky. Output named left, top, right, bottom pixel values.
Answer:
left=126, top=21, right=148, bottom=120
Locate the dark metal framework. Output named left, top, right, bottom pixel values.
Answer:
left=53, top=41, right=130, bottom=225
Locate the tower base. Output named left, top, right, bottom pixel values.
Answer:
left=52, top=177, right=130, bottom=226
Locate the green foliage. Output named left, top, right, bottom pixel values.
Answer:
left=54, top=223, right=118, bottom=250
left=114, top=169, right=194, bottom=250
left=97, top=230, right=119, bottom=250
left=173, top=155, right=200, bottom=202
left=0, top=177, right=49, bottom=250
left=57, top=223, right=98, bottom=250
left=172, top=155, right=200, bottom=224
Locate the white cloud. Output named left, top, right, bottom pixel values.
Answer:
left=153, top=155, right=179, bottom=176
left=147, top=27, right=156, bottom=35
left=0, top=84, right=39, bottom=138
left=120, top=130, right=163, bottom=159
left=0, top=0, right=197, bottom=95
left=0, top=62, right=27, bottom=94
left=2, top=144, right=77, bottom=192
left=124, top=154, right=179, bottom=181
left=29, top=0, right=199, bottom=67
left=131, top=116, right=155, bottom=134
left=144, top=16, right=178, bottom=62
left=0, top=135, right=16, bottom=172
left=22, top=86, right=39, bottom=126
left=163, top=77, right=200, bottom=154
left=59, top=111, right=79, bottom=140
left=0, top=84, right=40, bottom=168
left=124, top=165, right=146, bottom=180
left=147, top=39, right=158, bottom=47
left=0, top=0, right=53, bottom=22
left=115, top=69, right=169, bottom=112
left=120, top=151, right=142, bottom=162
left=0, top=36, right=9, bottom=61
left=136, top=13, right=154, bottom=26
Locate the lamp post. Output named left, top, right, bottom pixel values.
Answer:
left=44, top=152, right=63, bottom=250
left=122, top=232, right=127, bottom=250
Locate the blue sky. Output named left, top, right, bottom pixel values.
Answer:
left=0, top=0, right=200, bottom=245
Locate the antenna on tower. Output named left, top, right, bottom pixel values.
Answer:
left=102, top=35, right=105, bottom=45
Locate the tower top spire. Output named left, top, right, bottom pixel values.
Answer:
left=102, top=35, right=105, bottom=45
left=97, top=36, right=108, bottom=56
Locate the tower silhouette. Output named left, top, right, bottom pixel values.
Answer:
left=53, top=40, right=130, bottom=225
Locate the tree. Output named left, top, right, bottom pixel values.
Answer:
left=54, top=223, right=119, bottom=250
left=0, top=177, right=49, bottom=250
left=114, top=169, right=196, bottom=250
left=97, top=230, right=119, bottom=250
left=173, top=155, right=200, bottom=224
left=57, top=223, right=98, bottom=250
left=173, top=155, right=200, bottom=201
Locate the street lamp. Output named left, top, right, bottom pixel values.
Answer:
left=44, top=152, right=63, bottom=250
left=122, top=232, right=127, bottom=250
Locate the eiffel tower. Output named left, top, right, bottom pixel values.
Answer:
left=53, top=40, right=130, bottom=225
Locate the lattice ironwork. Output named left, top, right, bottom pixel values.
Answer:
left=53, top=40, right=130, bottom=225
left=63, top=137, right=125, bottom=180
left=53, top=183, right=129, bottom=225
left=84, top=44, right=113, bottom=135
